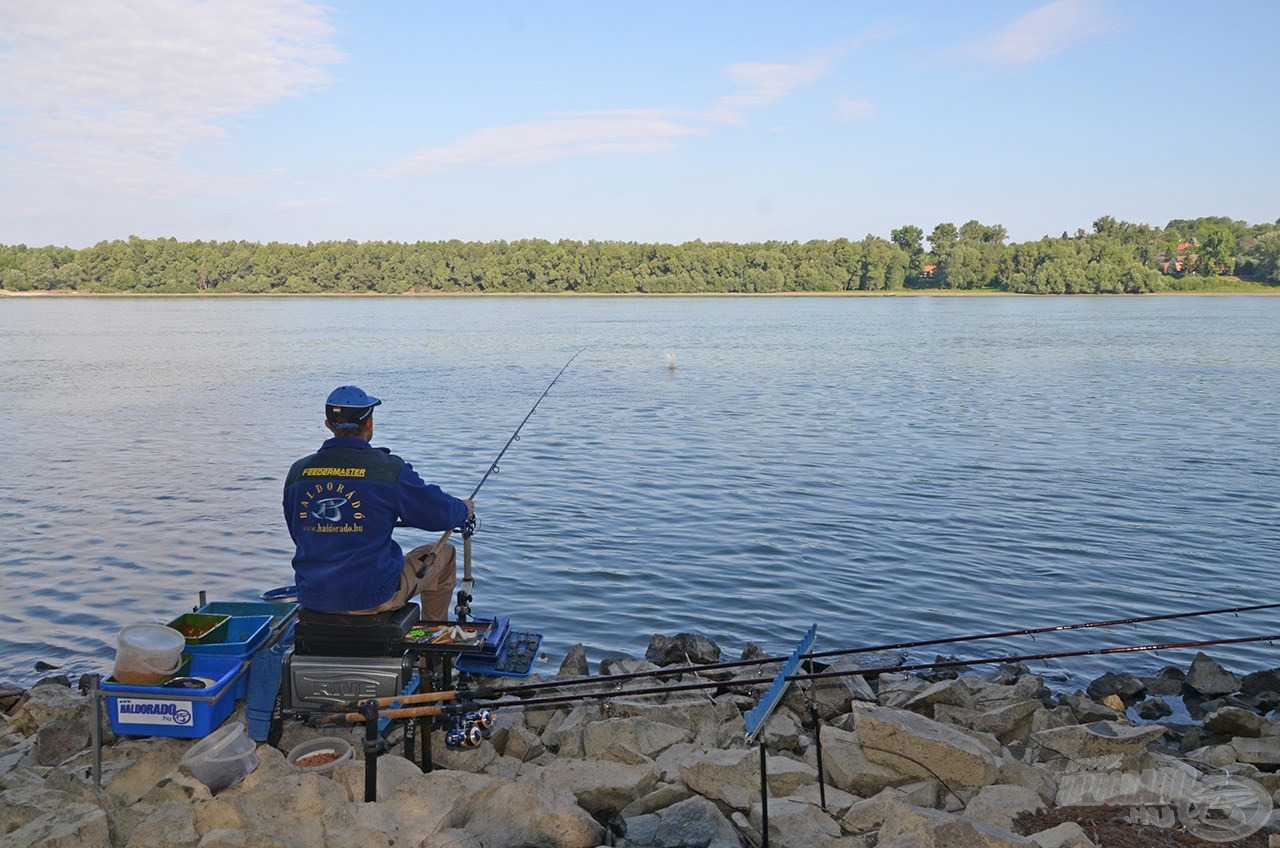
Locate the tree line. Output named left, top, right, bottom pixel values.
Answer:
left=2, top=216, right=1277, bottom=295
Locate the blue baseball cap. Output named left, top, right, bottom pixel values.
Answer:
left=326, top=385, right=382, bottom=427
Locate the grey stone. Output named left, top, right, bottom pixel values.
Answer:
left=556, top=643, right=590, bottom=679
left=537, top=756, right=660, bottom=815
left=1031, top=720, right=1167, bottom=763
left=748, top=796, right=843, bottom=847
left=877, top=801, right=1036, bottom=847
left=1027, top=821, right=1097, bottom=848
left=645, top=633, right=722, bottom=667
left=853, top=704, right=1002, bottom=789
left=583, top=716, right=691, bottom=760
left=818, top=724, right=903, bottom=797
left=1204, top=705, right=1271, bottom=738
left=456, top=777, right=605, bottom=848
left=34, top=717, right=87, bottom=766
left=677, top=746, right=760, bottom=812
left=1086, top=672, right=1146, bottom=703
left=1185, top=652, right=1242, bottom=697
left=962, top=783, right=1045, bottom=831
left=624, top=795, right=740, bottom=848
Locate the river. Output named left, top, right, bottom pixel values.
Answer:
left=3, top=294, right=1278, bottom=690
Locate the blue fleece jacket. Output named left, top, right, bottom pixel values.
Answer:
left=283, top=436, right=469, bottom=612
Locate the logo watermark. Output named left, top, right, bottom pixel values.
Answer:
left=1058, top=760, right=1272, bottom=842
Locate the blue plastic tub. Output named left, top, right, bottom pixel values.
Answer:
left=197, top=600, right=300, bottom=631
left=102, top=654, right=245, bottom=738
left=185, top=615, right=271, bottom=698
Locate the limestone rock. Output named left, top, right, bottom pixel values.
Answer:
left=853, top=704, right=1001, bottom=789
left=456, top=777, right=604, bottom=848
left=877, top=801, right=1036, bottom=847
left=1031, top=720, right=1166, bottom=763
left=678, top=746, right=760, bottom=812
left=962, top=783, right=1045, bottom=831
left=537, top=756, right=660, bottom=815
left=582, top=716, right=690, bottom=761
left=748, top=796, right=843, bottom=847
left=818, top=724, right=902, bottom=797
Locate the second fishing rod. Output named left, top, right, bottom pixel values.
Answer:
left=399, top=350, right=584, bottom=621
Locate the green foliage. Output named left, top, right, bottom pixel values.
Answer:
left=2, top=217, right=1276, bottom=295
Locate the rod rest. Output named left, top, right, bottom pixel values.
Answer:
left=295, top=603, right=420, bottom=657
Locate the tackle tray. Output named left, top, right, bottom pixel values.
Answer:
left=403, top=617, right=504, bottom=654
left=454, top=630, right=542, bottom=678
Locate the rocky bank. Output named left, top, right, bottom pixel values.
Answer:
left=4, top=634, right=1280, bottom=848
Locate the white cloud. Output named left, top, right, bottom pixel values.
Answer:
left=834, top=98, right=878, bottom=122
left=380, top=109, right=708, bottom=177
left=955, top=0, right=1120, bottom=68
left=0, top=0, right=340, bottom=199
left=383, top=46, right=845, bottom=178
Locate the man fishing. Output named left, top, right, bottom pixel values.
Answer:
left=283, top=385, right=474, bottom=621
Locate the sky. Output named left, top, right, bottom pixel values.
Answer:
left=1, top=0, right=1277, bottom=249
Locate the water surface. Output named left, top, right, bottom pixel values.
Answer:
left=3, top=295, right=1278, bottom=690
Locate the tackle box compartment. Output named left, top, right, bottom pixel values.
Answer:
left=102, top=654, right=244, bottom=739
left=197, top=600, right=300, bottom=631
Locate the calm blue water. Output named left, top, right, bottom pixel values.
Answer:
left=3, top=295, right=1279, bottom=691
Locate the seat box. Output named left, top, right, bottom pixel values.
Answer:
left=282, top=649, right=415, bottom=714
left=295, top=603, right=420, bottom=657
left=102, top=654, right=244, bottom=738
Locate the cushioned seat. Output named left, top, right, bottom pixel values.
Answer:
left=295, top=603, right=420, bottom=657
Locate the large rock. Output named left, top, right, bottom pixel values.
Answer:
left=645, top=633, right=721, bottom=667
left=1031, top=721, right=1166, bottom=764
left=1184, top=652, right=1242, bottom=697
left=538, top=756, right=660, bottom=815
left=1203, top=706, right=1271, bottom=738
left=455, top=777, right=604, bottom=848
left=0, top=783, right=110, bottom=848
left=818, top=724, right=903, bottom=797
left=877, top=801, right=1035, bottom=848
left=962, top=783, right=1045, bottom=831
left=748, top=796, right=843, bottom=847
left=678, top=747, right=760, bottom=812
left=852, top=705, right=1001, bottom=789
left=623, top=796, right=740, bottom=848
left=583, top=716, right=690, bottom=761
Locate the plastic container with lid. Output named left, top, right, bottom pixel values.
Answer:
left=113, top=624, right=186, bottom=685
left=180, top=721, right=259, bottom=792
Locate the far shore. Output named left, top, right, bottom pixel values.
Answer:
left=3, top=286, right=1278, bottom=299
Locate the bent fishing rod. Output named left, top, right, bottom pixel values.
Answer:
left=323, top=629, right=1280, bottom=721
left=399, top=350, right=585, bottom=615
left=489, top=600, right=1280, bottom=697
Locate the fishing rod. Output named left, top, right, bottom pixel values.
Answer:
left=489, top=600, right=1280, bottom=697
left=442, top=630, right=1280, bottom=715
left=400, top=350, right=585, bottom=618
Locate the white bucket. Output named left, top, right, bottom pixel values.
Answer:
left=181, top=722, right=259, bottom=792
left=113, top=624, right=185, bottom=685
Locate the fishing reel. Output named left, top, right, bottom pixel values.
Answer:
left=444, top=708, right=495, bottom=750
left=454, top=514, right=478, bottom=539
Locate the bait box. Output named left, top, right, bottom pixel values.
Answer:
left=455, top=630, right=543, bottom=678
left=167, top=613, right=231, bottom=645
left=102, top=654, right=243, bottom=738
left=403, top=617, right=504, bottom=654
left=197, top=600, right=300, bottom=631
